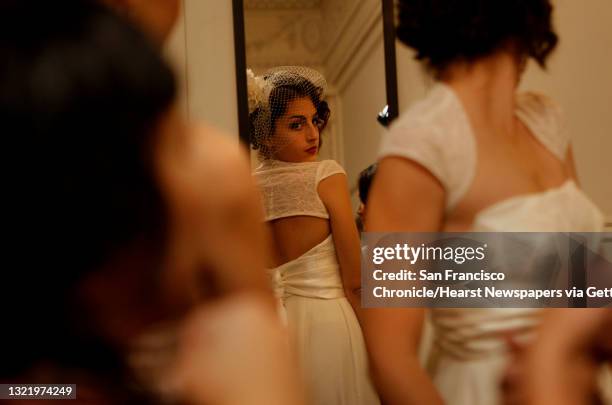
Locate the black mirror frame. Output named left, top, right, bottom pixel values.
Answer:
left=381, top=0, right=399, bottom=127
left=232, top=0, right=250, bottom=148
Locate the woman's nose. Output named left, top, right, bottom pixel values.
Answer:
left=306, top=123, right=319, bottom=140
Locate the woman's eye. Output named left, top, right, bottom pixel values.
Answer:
left=289, top=122, right=302, bottom=130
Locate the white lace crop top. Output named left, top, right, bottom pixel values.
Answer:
left=253, top=159, right=346, bottom=221
left=378, top=83, right=572, bottom=213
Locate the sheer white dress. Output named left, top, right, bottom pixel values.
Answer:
left=254, top=159, right=380, bottom=405
left=378, top=83, right=605, bottom=405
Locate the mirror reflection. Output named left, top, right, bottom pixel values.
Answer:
left=243, top=1, right=387, bottom=403
left=244, top=0, right=388, bottom=189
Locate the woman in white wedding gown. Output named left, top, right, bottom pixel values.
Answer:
left=363, top=1, right=605, bottom=404
left=248, top=67, right=380, bottom=405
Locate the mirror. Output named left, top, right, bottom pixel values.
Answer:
left=233, top=0, right=398, bottom=204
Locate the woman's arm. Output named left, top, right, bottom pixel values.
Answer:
left=362, top=156, right=445, bottom=405
left=318, top=172, right=363, bottom=317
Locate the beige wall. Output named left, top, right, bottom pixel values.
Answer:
left=165, top=0, right=239, bottom=137
left=339, top=33, right=386, bottom=202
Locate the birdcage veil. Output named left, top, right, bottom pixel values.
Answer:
left=247, top=66, right=329, bottom=160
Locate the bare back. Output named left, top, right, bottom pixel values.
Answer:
left=268, top=216, right=330, bottom=267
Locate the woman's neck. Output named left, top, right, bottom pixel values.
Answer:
left=440, top=51, right=522, bottom=136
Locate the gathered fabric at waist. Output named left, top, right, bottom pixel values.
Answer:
left=269, top=235, right=345, bottom=300
left=429, top=308, right=541, bottom=361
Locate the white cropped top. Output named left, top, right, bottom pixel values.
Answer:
left=253, top=159, right=346, bottom=221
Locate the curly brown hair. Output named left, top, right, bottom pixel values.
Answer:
left=396, top=0, right=558, bottom=73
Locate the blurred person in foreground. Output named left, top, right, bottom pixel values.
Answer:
left=100, top=0, right=181, bottom=44
left=1, top=1, right=303, bottom=404
left=364, top=0, right=604, bottom=404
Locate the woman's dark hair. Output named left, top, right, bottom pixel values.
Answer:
left=1, top=0, right=175, bottom=399
left=358, top=163, right=378, bottom=205
left=249, top=75, right=330, bottom=157
left=396, top=0, right=558, bottom=72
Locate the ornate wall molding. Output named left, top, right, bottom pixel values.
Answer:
left=245, top=9, right=323, bottom=70
left=244, top=0, right=382, bottom=84
left=322, top=0, right=382, bottom=90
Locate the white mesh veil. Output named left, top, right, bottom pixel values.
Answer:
left=247, top=66, right=329, bottom=160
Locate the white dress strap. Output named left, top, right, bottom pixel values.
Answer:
left=253, top=159, right=347, bottom=221
left=515, top=92, right=570, bottom=161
